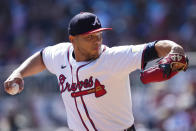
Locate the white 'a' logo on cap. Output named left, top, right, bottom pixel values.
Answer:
left=93, top=16, right=101, bottom=26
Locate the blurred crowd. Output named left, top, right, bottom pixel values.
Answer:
left=1, top=0, right=196, bottom=66
left=0, top=72, right=70, bottom=131
left=131, top=69, right=196, bottom=131
left=0, top=0, right=196, bottom=131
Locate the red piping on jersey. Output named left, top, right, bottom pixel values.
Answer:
left=75, top=45, right=107, bottom=131
left=74, top=97, right=89, bottom=131
left=76, top=62, right=98, bottom=131
left=67, top=46, right=73, bottom=82
left=67, top=45, right=106, bottom=130
left=103, top=45, right=106, bottom=52
left=67, top=46, right=89, bottom=131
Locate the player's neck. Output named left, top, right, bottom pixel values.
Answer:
left=73, top=51, right=93, bottom=62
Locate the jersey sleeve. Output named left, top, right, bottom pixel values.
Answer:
left=106, top=44, right=147, bottom=73
left=42, top=46, right=57, bottom=74
left=129, top=44, right=147, bottom=71
left=41, top=42, right=71, bottom=74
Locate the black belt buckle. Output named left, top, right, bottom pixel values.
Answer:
left=124, top=124, right=136, bottom=131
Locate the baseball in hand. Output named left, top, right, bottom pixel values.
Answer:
left=10, top=83, right=20, bottom=95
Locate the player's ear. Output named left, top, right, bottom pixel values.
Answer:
left=69, top=35, right=75, bottom=43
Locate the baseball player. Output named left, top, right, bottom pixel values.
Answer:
left=4, top=12, right=188, bottom=131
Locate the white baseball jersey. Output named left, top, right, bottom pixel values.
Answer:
left=42, top=42, right=146, bottom=131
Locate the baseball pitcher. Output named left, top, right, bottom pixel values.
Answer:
left=4, top=12, right=188, bottom=131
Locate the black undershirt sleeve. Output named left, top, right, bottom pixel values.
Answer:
left=141, top=41, right=159, bottom=70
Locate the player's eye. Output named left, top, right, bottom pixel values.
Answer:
left=84, top=33, right=102, bottom=41
left=86, top=35, right=93, bottom=40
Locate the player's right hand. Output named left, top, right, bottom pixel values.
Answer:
left=4, top=73, right=24, bottom=95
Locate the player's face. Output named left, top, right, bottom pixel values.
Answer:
left=71, top=32, right=103, bottom=61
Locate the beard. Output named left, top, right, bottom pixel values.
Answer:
left=74, top=45, right=101, bottom=61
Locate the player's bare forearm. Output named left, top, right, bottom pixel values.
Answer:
left=141, top=40, right=188, bottom=84
left=155, top=40, right=185, bottom=57
left=4, top=51, right=46, bottom=95
left=13, top=51, right=46, bottom=78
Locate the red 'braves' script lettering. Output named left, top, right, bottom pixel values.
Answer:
left=58, top=74, right=106, bottom=97
left=71, top=79, right=106, bottom=98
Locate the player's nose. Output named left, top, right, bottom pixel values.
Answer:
left=94, top=40, right=102, bottom=47
left=93, top=34, right=102, bottom=42
left=94, top=36, right=102, bottom=44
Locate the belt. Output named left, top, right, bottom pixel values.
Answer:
left=124, top=124, right=136, bottom=131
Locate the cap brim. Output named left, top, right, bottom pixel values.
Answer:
left=82, top=28, right=112, bottom=35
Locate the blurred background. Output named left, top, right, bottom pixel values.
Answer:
left=0, top=0, right=196, bottom=131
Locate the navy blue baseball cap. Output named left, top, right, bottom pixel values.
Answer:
left=68, top=12, right=112, bottom=36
